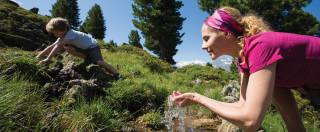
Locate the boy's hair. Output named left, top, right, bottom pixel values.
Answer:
left=46, top=17, right=70, bottom=33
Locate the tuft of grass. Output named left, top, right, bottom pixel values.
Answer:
left=262, top=108, right=286, bottom=131
left=0, top=77, right=47, bottom=131
left=106, top=79, right=168, bottom=115
left=50, top=98, right=125, bottom=131
left=138, top=111, right=164, bottom=130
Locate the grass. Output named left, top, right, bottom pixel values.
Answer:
left=138, top=111, right=163, bottom=129
left=0, top=77, right=47, bottom=131
left=0, top=46, right=320, bottom=131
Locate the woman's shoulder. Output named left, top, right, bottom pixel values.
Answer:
left=245, top=31, right=283, bottom=44
left=244, top=31, right=309, bottom=50
left=243, top=32, right=276, bottom=52
left=245, top=31, right=317, bottom=44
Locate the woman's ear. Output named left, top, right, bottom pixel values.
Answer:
left=225, top=32, right=232, bottom=40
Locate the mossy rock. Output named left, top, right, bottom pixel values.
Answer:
left=0, top=0, right=52, bottom=50
left=0, top=32, right=41, bottom=50
left=106, top=81, right=168, bottom=115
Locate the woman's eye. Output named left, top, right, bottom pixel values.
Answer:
left=203, top=36, right=209, bottom=42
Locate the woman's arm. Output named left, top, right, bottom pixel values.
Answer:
left=173, top=63, right=277, bottom=131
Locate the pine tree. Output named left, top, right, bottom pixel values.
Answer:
left=50, top=0, right=80, bottom=29
left=132, top=0, right=185, bottom=64
left=29, top=7, right=39, bottom=14
left=80, top=4, right=106, bottom=39
left=197, top=0, right=320, bottom=35
left=128, top=30, right=142, bottom=48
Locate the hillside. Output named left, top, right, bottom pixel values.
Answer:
left=1, top=45, right=320, bottom=131
left=0, top=0, right=52, bottom=50
left=0, top=45, right=234, bottom=131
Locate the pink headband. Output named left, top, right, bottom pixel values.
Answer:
left=204, top=9, right=243, bottom=36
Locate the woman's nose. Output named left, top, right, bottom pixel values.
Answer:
left=202, top=43, right=208, bottom=49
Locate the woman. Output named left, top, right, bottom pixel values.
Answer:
left=172, top=6, right=320, bottom=131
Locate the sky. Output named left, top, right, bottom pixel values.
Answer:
left=13, top=0, right=320, bottom=67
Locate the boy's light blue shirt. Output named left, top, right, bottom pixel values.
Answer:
left=57, top=29, right=98, bottom=49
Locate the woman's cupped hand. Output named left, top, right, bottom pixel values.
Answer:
left=171, top=91, right=200, bottom=107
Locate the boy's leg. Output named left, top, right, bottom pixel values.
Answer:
left=86, top=46, right=119, bottom=76
left=36, top=43, right=56, bottom=59
left=96, top=60, right=119, bottom=75
left=64, top=45, right=87, bottom=59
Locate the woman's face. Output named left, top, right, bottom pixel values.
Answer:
left=201, top=24, right=230, bottom=60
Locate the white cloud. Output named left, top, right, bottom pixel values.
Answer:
left=10, top=0, right=23, bottom=6
left=175, top=56, right=235, bottom=71
left=220, top=56, right=233, bottom=65
left=212, top=55, right=234, bottom=71
left=175, top=60, right=208, bottom=68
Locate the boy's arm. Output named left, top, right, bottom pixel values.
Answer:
left=39, top=38, right=64, bottom=64
left=46, top=43, right=62, bottom=60
left=36, top=43, right=57, bottom=59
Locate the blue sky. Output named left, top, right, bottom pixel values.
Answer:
left=14, top=0, right=320, bottom=66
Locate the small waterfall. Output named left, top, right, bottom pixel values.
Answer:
left=163, top=95, right=193, bottom=132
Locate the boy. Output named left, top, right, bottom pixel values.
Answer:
left=37, top=17, right=120, bottom=78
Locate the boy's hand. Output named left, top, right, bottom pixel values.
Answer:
left=38, top=58, right=51, bottom=65
left=36, top=54, right=44, bottom=61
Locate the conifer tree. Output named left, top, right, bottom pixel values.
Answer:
left=51, top=0, right=80, bottom=29
left=197, top=0, right=320, bottom=35
left=80, top=4, right=106, bottom=39
left=132, top=0, right=185, bottom=64
left=128, top=30, right=142, bottom=48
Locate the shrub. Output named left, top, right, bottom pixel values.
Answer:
left=138, top=111, right=164, bottom=130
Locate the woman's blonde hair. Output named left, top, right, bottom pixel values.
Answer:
left=46, top=17, right=70, bottom=33
left=214, top=6, right=271, bottom=56
left=219, top=6, right=271, bottom=37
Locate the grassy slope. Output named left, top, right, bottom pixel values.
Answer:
left=0, top=46, right=319, bottom=131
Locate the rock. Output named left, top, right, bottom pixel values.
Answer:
left=87, top=64, right=114, bottom=84
left=131, top=70, right=141, bottom=76
left=59, top=62, right=82, bottom=81
left=222, top=80, right=240, bottom=100
left=1, top=65, right=15, bottom=76
left=44, top=82, right=65, bottom=99
left=192, top=78, right=202, bottom=85
left=0, top=0, right=20, bottom=7
left=192, top=118, right=219, bottom=130
left=47, top=61, right=63, bottom=77
left=65, top=85, right=81, bottom=98
left=222, top=96, right=238, bottom=103
left=0, top=39, right=6, bottom=47
left=217, top=119, right=241, bottom=132
left=68, top=79, right=98, bottom=87
left=0, top=0, right=54, bottom=50
left=0, top=32, right=39, bottom=50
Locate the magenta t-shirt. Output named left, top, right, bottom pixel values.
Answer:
left=237, top=31, right=320, bottom=88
